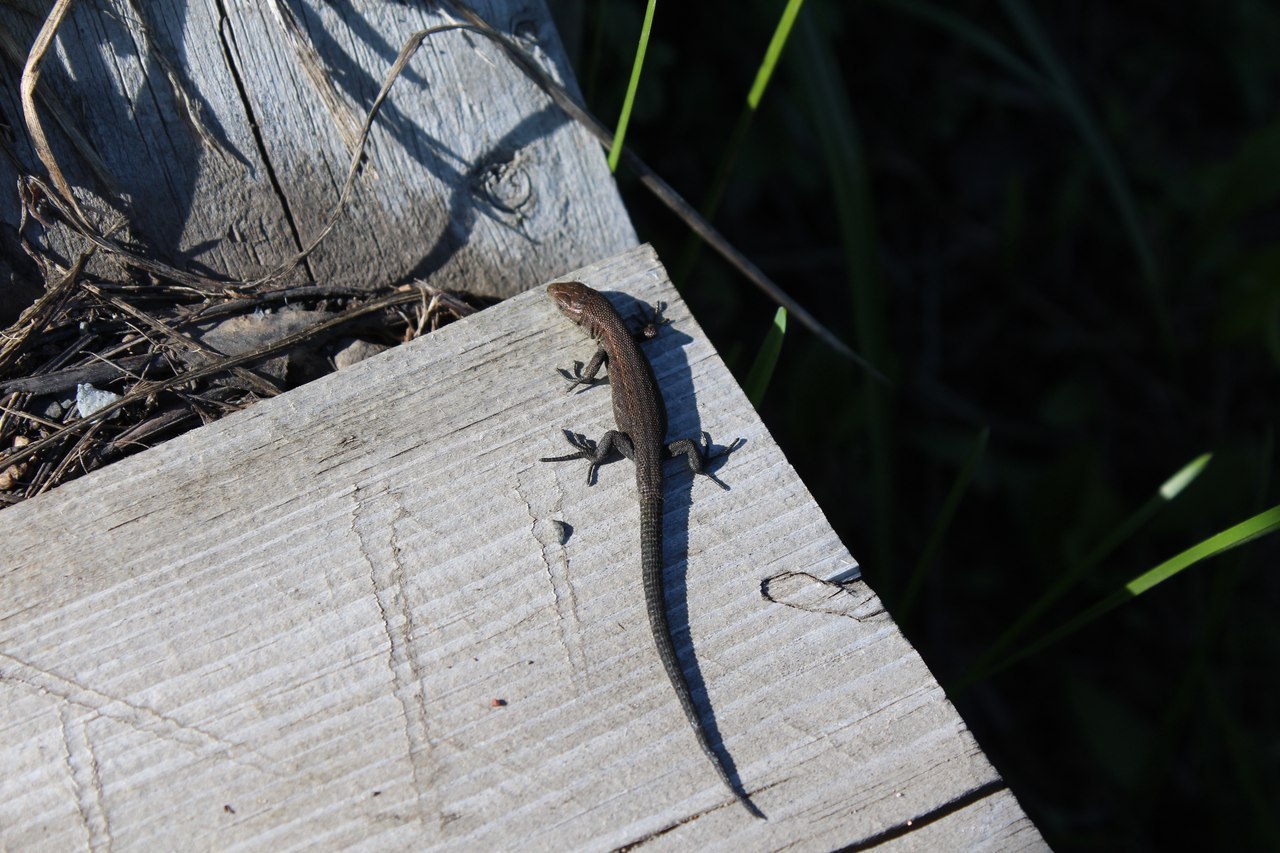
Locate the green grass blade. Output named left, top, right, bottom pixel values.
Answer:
left=1076, top=453, right=1211, bottom=571
left=743, top=307, right=787, bottom=407
left=993, top=502, right=1280, bottom=676
left=899, top=427, right=989, bottom=621
left=747, top=0, right=806, bottom=110
left=1159, top=453, right=1212, bottom=500
left=1124, top=504, right=1280, bottom=595
left=957, top=453, right=1211, bottom=689
left=608, top=0, right=657, bottom=174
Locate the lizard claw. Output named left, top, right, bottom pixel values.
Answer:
left=540, top=429, right=593, bottom=461
left=703, top=432, right=745, bottom=462
left=557, top=362, right=591, bottom=393
left=701, top=432, right=744, bottom=491
left=721, top=436, right=746, bottom=458
left=563, top=430, right=596, bottom=454
left=540, top=431, right=604, bottom=487
left=629, top=300, right=669, bottom=342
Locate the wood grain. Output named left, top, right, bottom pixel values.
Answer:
left=0, top=1, right=634, bottom=296
left=0, top=245, right=1043, bottom=849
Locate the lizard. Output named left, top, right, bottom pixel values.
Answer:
left=539, top=280, right=762, bottom=818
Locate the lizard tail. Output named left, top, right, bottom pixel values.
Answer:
left=640, top=496, right=765, bottom=819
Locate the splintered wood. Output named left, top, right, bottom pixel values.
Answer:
left=1, top=245, right=1043, bottom=850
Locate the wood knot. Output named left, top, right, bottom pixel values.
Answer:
left=476, top=156, right=533, bottom=214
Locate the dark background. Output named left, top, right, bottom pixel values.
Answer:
left=557, top=1, right=1280, bottom=848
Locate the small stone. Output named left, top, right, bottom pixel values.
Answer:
left=76, top=384, right=123, bottom=419
left=33, top=394, right=72, bottom=420
left=332, top=338, right=389, bottom=370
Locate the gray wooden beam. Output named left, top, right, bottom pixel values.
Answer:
left=0, top=245, right=1043, bottom=849
left=0, top=1, right=634, bottom=296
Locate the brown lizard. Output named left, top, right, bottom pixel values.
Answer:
left=540, top=281, right=760, bottom=818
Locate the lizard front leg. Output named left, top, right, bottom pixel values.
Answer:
left=666, top=431, right=745, bottom=491
left=557, top=345, right=609, bottom=393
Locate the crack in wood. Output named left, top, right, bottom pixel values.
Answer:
left=350, top=483, right=437, bottom=829
left=2, top=651, right=282, bottom=777
left=518, top=468, right=586, bottom=684
left=212, top=0, right=311, bottom=279
left=840, top=779, right=1011, bottom=851
left=57, top=704, right=111, bottom=852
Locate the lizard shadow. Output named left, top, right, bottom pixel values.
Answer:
left=600, top=291, right=752, bottom=806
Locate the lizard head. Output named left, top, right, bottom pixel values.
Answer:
left=546, top=281, right=593, bottom=325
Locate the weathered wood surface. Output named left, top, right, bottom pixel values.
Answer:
left=0, top=0, right=634, bottom=297
left=0, top=244, right=1043, bottom=849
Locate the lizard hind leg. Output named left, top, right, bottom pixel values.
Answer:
left=540, top=429, right=630, bottom=486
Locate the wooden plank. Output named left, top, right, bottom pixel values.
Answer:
left=0, top=0, right=634, bottom=295
left=0, top=245, right=1043, bottom=849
